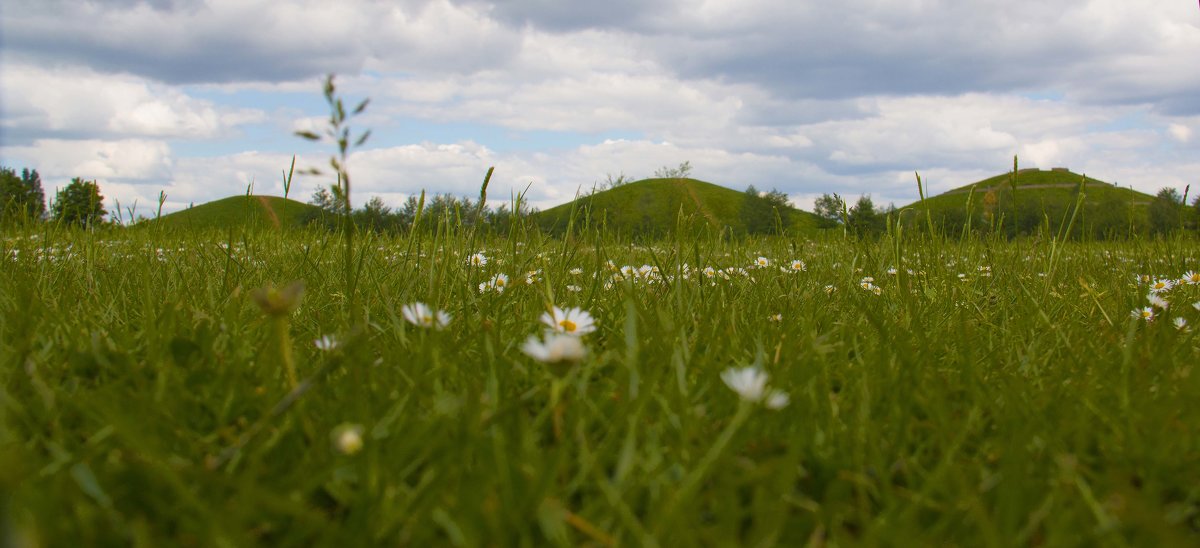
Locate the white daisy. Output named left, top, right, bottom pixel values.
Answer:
left=521, top=333, right=586, bottom=364
left=401, top=302, right=452, bottom=330
left=331, top=423, right=364, bottom=456
left=540, top=306, right=596, bottom=336
left=1148, top=278, right=1174, bottom=293
left=468, top=252, right=487, bottom=267
left=721, top=366, right=769, bottom=402
left=314, top=334, right=340, bottom=351
left=1131, top=307, right=1155, bottom=322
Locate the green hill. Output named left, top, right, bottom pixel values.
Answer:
left=903, top=168, right=1157, bottom=237
left=147, top=195, right=321, bottom=230
left=534, top=177, right=821, bottom=236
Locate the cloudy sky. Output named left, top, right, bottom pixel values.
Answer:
left=2, top=0, right=1198, bottom=217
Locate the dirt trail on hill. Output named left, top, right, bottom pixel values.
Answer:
left=681, top=180, right=720, bottom=226
left=943, top=183, right=1118, bottom=195
left=256, top=196, right=282, bottom=228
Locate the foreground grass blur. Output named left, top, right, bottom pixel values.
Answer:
left=2, top=221, right=1198, bottom=546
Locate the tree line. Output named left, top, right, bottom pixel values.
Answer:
left=809, top=187, right=1200, bottom=239
left=301, top=186, right=534, bottom=234
left=1, top=167, right=107, bottom=227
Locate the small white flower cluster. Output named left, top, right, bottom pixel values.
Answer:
left=859, top=277, right=882, bottom=295
left=1130, top=270, right=1200, bottom=326
left=522, top=306, right=597, bottom=366
left=720, top=366, right=789, bottom=410
left=479, top=273, right=509, bottom=294
left=401, top=302, right=452, bottom=330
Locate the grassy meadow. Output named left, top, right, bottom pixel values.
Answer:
left=2, top=217, right=1200, bottom=546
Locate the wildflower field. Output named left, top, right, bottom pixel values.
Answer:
left=2, top=223, right=1199, bottom=546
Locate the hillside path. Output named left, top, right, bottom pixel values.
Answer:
left=256, top=196, right=282, bottom=228
left=681, top=180, right=720, bottom=225
left=942, top=182, right=1118, bottom=195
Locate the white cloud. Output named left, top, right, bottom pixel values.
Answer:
left=0, top=63, right=263, bottom=140
left=3, top=0, right=1200, bottom=215
left=1169, top=123, right=1192, bottom=143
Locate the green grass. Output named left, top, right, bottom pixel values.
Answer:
left=534, top=177, right=821, bottom=236
left=899, top=169, right=1162, bottom=237
left=905, top=169, right=1154, bottom=213
left=144, top=195, right=321, bottom=231
left=2, top=221, right=1199, bottom=546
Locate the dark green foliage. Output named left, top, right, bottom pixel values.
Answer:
left=51, top=177, right=106, bottom=227
left=739, top=185, right=779, bottom=235
left=847, top=195, right=884, bottom=236
left=1148, top=187, right=1184, bottom=235
left=0, top=166, right=46, bottom=224
left=812, top=193, right=845, bottom=228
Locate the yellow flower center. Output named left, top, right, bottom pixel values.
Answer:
left=560, top=319, right=577, bottom=332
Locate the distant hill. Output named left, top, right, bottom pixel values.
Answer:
left=903, top=168, right=1158, bottom=236
left=534, top=177, right=821, bottom=236
left=146, top=195, right=320, bottom=230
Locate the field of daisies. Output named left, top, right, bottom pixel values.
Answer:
left=2, top=224, right=1199, bottom=546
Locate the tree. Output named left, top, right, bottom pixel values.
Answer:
left=1148, top=187, right=1183, bottom=235
left=654, top=161, right=692, bottom=179
left=739, top=185, right=774, bottom=235
left=309, top=186, right=347, bottom=215
left=354, top=196, right=394, bottom=231
left=51, top=177, right=107, bottom=227
left=602, top=172, right=631, bottom=190
left=1, top=166, right=46, bottom=223
left=21, top=168, right=46, bottom=219
left=847, top=195, right=884, bottom=236
left=812, top=193, right=845, bottom=228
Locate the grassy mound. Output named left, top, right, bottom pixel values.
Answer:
left=904, top=169, right=1157, bottom=236
left=147, top=195, right=320, bottom=230
left=534, top=177, right=821, bottom=236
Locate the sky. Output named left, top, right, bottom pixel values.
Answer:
left=2, top=0, right=1199, bottom=218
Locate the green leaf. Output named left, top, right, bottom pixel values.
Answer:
left=295, top=130, right=321, bottom=141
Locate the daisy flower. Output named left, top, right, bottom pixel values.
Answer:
left=755, top=256, right=770, bottom=268
left=720, top=366, right=768, bottom=402
left=540, top=306, right=596, bottom=336
left=1131, top=307, right=1155, bottom=322
left=1148, top=278, right=1174, bottom=293
left=330, top=423, right=364, bottom=456
left=401, top=302, right=452, bottom=330
left=1173, top=317, right=1189, bottom=331
left=468, top=252, right=487, bottom=267
left=789, top=260, right=807, bottom=272
left=1147, top=293, right=1169, bottom=310
left=479, top=273, right=509, bottom=293
left=314, top=334, right=340, bottom=352
left=1180, top=270, right=1200, bottom=285
left=720, top=366, right=789, bottom=410
left=521, top=333, right=586, bottom=364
